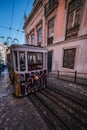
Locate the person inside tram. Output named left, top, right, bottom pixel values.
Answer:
left=30, top=58, right=34, bottom=64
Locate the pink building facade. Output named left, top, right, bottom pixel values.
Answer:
left=23, top=0, right=87, bottom=77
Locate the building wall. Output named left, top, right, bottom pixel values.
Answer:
left=24, top=0, right=87, bottom=74
left=78, top=0, right=87, bottom=36
left=47, top=0, right=87, bottom=73
left=48, top=39, right=87, bottom=73
left=54, top=0, right=65, bottom=42
left=24, top=6, right=43, bottom=46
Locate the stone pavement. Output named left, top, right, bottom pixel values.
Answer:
left=47, top=76, right=87, bottom=100
left=0, top=69, right=87, bottom=130
left=0, top=69, right=49, bottom=130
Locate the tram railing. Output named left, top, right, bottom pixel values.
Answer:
left=48, top=70, right=87, bottom=85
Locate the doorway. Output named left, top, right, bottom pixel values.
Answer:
left=48, top=51, right=52, bottom=72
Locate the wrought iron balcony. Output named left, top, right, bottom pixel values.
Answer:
left=66, top=25, right=80, bottom=39
left=44, top=0, right=58, bottom=16
left=47, top=37, right=53, bottom=45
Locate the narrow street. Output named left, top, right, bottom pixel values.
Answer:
left=0, top=0, right=87, bottom=129
left=0, top=68, right=87, bottom=130
left=28, top=79, right=87, bottom=130
left=0, top=69, right=49, bottom=130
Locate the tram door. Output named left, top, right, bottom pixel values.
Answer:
left=48, top=51, right=52, bottom=72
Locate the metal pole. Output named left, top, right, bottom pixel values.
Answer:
left=75, top=71, right=77, bottom=83
left=57, top=70, right=59, bottom=79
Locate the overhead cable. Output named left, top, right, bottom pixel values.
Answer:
left=0, top=25, right=24, bottom=33
left=16, top=0, right=30, bottom=41
left=9, top=0, right=15, bottom=37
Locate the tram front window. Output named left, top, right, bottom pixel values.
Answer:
left=19, top=52, right=26, bottom=71
left=37, top=53, right=43, bottom=64
left=27, top=52, right=43, bottom=71
left=14, top=51, right=18, bottom=71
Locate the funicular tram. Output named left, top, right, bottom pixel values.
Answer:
left=8, top=44, right=48, bottom=96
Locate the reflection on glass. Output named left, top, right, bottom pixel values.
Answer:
left=37, top=53, right=43, bottom=63
left=27, top=52, right=43, bottom=71
left=14, top=51, right=18, bottom=71
left=19, top=52, right=26, bottom=71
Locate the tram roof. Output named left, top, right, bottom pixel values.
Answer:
left=10, top=44, right=48, bottom=52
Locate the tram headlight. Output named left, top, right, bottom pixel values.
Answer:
left=34, top=75, right=39, bottom=80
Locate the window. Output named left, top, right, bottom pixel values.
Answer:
left=31, top=34, right=34, bottom=45
left=26, top=35, right=29, bottom=44
left=14, top=51, right=18, bottom=71
left=37, top=53, right=43, bottom=64
left=37, top=28, right=42, bottom=46
left=44, top=0, right=58, bottom=16
left=74, top=8, right=82, bottom=26
left=27, top=52, right=43, bottom=71
left=48, top=17, right=55, bottom=37
left=63, top=48, right=76, bottom=69
left=19, top=52, right=26, bottom=71
left=27, top=37, right=30, bottom=44
left=67, top=12, right=74, bottom=29
left=66, top=0, right=83, bottom=38
left=47, top=17, right=55, bottom=45
left=26, top=35, right=30, bottom=44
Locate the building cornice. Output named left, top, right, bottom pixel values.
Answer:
left=47, top=34, right=87, bottom=47
left=23, top=0, right=43, bottom=29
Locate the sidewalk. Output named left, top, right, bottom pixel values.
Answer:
left=47, top=76, right=87, bottom=100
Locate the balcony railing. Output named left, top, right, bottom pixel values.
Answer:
left=47, top=37, right=53, bottom=45
left=48, top=70, right=87, bottom=85
left=44, top=0, right=58, bottom=16
left=66, top=25, right=80, bottom=39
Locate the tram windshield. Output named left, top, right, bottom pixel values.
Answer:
left=19, top=52, right=26, bottom=71
left=14, top=51, right=18, bottom=71
left=9, top=44, right=48, bottom=97
left=27, top=52, right=43, bottom=71
left=14, top=51, right=43, bottom=72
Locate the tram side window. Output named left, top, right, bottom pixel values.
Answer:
left=14, top=51, right=18, bottom=71
left=37, top=53, right=43, bottom=69
left=27, top=52, right=43, bottom=71
left=37, top=53, right=43, bottom=64
left=27, top=53, right=36, bottom=64
left=19, top=52, right=26, bottom=71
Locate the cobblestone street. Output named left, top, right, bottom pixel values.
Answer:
left=0, top=69, right=87, bottom=130
left=0, top=69, right=49, bottom=130
left=0, top=0, right=87, bottom=129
